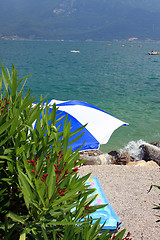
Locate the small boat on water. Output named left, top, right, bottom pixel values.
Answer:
left=70, top=50, right=80, bottom=53
left=148, top=51, right=160, bottom=55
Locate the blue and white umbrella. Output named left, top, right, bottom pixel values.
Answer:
left=33, top=99, right=128, bottom=151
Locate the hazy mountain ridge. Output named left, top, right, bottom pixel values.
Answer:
left=0, top=0, right=160, bottom=40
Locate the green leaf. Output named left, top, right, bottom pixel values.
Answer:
left=27, top=102, right=42, bottom=126
left=47, top=219, right=80, bottom=226
left=68, top=132, right=84, bottom=147
left=0, top=155, right=12, bottom=161
left=85, top=194, right=99, bottom=206
left=70, top=124, right=86, bottom=140
left=0, top=188, right=7, bottom=194
left=17, top=74, right=33, bottom=88
left=152, top=184, right=160, bottom=190
left=6, top=67, right=11, bottom=81
left=41, top=222, right=49, bottom=240
left=19, top=96, right=35, bottom=114
left=1, top=63, right=11, bottom=89
left=0, top=76, right=2, bottom=91
left=29, top=200, right=41, bottom=210
left=3, top=223, right=18, bottom=240
left=35, top=178, right=46, bottom=207
left=0, top=118, right=14, bottom=136
left=19, top=231, right=26, bottom=240
left=50, top=182, right=85, bottom=206
left=7, top=212, right=26, bottom=224
left=115, top=229, right=126, bottom=239
left=50, top=103, right=57, bottom=125
left=17, top=165, right=34, bottom=208
left=11, top=64, right=18, bottom=101
left=49, top=203, right=78, bottom=217
left=20, top=155, right=31, bottom=182
left=16, top=146, right=25, bottom=155
left=63, top=147, right=72, bottom=162
left=63, top=116, right=71, bottom=155
left=88, top=218, right=101, bottom=239
left=46, top=163, right=56, bottom=200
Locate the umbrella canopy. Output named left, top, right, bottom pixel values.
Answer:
left=34, top=99, right=128, bottom=152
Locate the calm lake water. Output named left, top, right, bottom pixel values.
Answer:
left=0, top=40, right=160, bottom=153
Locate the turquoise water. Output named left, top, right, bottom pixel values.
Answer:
left=0, top=40, right=160, bottom=152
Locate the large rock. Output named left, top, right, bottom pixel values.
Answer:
left=127, top=160, right=159, bottom=167
left=108, top=151, right=130, bottom=165
left=79, top=150, right=111, bottom=165
left=80, top=149, right=103, bottom=157
left=139, top=144, right=160, bottom=166
left=150, top=141, right=160, bottom=148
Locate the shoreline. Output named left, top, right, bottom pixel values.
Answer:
left=79, top=165, right=160, bottom=240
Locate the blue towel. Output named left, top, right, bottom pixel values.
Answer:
left=86, top=177, right=120, bottom=230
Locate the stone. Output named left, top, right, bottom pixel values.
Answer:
left=150, top=141, right=160, bottom=148
left=80, top=149, right=103, bottom=157
left=146, top=160, right=159, bottom=167
left=127, top=160, right=146, bottom=166
left=79, top=151, right=111, bottom=165
left=139, top=144, right=160, bottom=166
left=108, top=150, right=120, bottom=159
left=127, top=160, right=159, bottom=167
left=119, top=152, right=130, bottom=164
left=108, top=151, right=120, bottom=165
left=109, top=151, right=130, bottom=165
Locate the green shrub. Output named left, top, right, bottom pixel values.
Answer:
left=149, top=184, right=160, bottom=222
left=0, top=64, right=130, bottom=240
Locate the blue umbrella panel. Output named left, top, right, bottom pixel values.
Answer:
left=54, top=108, right=100, bottom=151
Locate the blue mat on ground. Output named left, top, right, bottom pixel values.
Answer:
left=86, top=177, right=120, bottom=230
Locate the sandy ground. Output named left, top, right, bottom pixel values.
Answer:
left=78, top=165, right=160, bottom=240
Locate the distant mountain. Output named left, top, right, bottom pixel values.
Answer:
left=0, top=0, right=160, bottom=40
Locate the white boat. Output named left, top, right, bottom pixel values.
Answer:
left=148, top=51, right=160, bottom=55
left=70, top=50, right=80, bottom=53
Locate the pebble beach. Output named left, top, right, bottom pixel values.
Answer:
left=79, top=165, right=160, bottom=240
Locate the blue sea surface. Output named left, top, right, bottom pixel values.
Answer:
left=0, top=40, right=160, bottom=153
